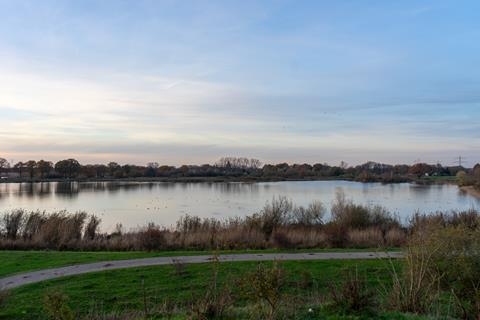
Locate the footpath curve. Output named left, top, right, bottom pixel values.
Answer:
left=0, top=251, right=402, bottom=290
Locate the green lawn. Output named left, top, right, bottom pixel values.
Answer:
left=0, top=248, right=399, bottom=277
left=0, top=258, right=427, bottom=320
left=415, top=175, right=458, bottom=183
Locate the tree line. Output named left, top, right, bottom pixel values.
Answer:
left=0, top=156, right=476, bottom=183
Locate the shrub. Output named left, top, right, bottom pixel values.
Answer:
left=190, top=255, right=232, bottom=319
left=241, top=261, right=285, bottom=320
left=43, top=290, right=74, bottom=320
left=0, top=290, right=9, bottom=308
left=330, top=190, right=398, bottom=231
left=329, top=267, right=376, bottom=314
left=388, top=233, right=442, bottom=314
left=389, top=210, right=480, bottom=318
left=291, top=201, right=325, bottom=226
left=323, top=223, right=348, bottom=248
left=271, top=231, right=294, bottom=249
left=259, top=196, right=293, bottom=241
left=427, top=226, right=480, bottom=319
left=138, top=223, right=165, bottom=250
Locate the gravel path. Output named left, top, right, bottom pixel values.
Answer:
left=0, top=251, right=402, bottom=290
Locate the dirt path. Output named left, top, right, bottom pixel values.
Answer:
left=0, top=251, right=402, bottom=290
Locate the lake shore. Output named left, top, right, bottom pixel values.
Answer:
left=0, top=175, right=456, bottom=185
left=460, top=185, right=480, bottom=199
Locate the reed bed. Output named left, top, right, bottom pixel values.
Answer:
left=3, top=194, right=478, bottom=251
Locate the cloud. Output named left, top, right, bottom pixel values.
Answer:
left=1, top=1, right=479, bottom=166
left=1, top=57, right=479, bottom=166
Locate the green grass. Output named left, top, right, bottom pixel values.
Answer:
left=415, top=175, right=458, bottom=183
left=1, top=259, right=412, bottom=319
left=0, top=248, right=399, bottom=277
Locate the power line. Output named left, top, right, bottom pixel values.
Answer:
left=453, top=156, right=467, bottom=167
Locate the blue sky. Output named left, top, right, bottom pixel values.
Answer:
left=1, top=0, right=479, bottom=166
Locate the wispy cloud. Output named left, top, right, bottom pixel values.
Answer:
left=0, top=1, right=479, bottom=165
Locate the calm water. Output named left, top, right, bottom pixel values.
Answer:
left=0, top=181, right=478, bottom=231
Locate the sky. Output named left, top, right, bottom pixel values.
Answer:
left=1, top=0, right=479, bottom=167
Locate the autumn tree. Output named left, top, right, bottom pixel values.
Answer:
left=107, top=162, right=122, bottom=178
left=94, top=164, right=107, bottom=178
left=13, top=161, right=25, bottom=178
left=473, top=163, right=480, bottom=188
left=473, top=163, right=480, bottom=179
left=408, top=163, right=434, bottom=177
left=25, top=160, right=37, bottom=179
left=37, top=160, right=53, bottom=179
left=55, top=159, right=81, bottom=179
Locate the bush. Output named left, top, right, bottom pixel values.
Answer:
left=138, top=223, right=166, bottom=250
left=43, top=290, right=74, bottom=320
left=329, top=267, right=376, bottom=314
left=291, top=201, right=325, bottom=226
left=330, top=190, right=399, bottom=231
left=388, top=232, right=441, bottom=314
left=0, top=290, right=9, bottom=308
left=241, top=261, right=285, bottom=320
left=259, top=197, right=293, bottom=241
left=427, top=226, right=480, bottom=319
left=190, top=255, right=232, bottom=319
left=271, top=231, right=294, bottom=249
left=386, top=210, right=480, bottom=318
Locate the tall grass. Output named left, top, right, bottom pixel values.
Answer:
left=0, top=209, right=100, bottom=250
left=12, top=194, right=478, bottom=251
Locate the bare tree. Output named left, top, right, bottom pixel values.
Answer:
left=215, top=157, right=262, bottom=170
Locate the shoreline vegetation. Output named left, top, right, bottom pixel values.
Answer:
left=1, top=193, right=479, bottom=252
left=0, top=175, right=460, bottom=185
left=460, top=185, right=480, bottom=199
left=0, top=156, right=474, bottom=185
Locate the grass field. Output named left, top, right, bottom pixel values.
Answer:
left=0, top=258, right=431, bottom=320
left=0, top=248, right=397, bottom=277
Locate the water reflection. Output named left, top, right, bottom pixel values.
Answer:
left=212, top=182, right=259, bottom=194
left=18, top=183, right=34, bottom=197
left=54, top=182, right=79, bottom=198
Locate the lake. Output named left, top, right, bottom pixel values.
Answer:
left=0, top=181, right=478, bottom=231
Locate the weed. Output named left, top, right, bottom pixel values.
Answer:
left=43, top=290, right=75, bottom=320
left=241, top=261, right=285, bottom=320
left=329, top=266, right=376, bottom=314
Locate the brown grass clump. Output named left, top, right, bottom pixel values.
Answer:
left=384, top=227, right=406, bottom=247
left=347, top=228, right=383, bottom=248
